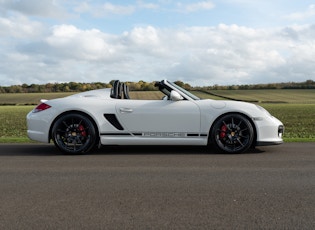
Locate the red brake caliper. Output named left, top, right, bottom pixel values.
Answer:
left=78, top=125, right=87, bottom=137
left=220, top=125, right=227, bottom=138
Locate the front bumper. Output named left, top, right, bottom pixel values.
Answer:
left=254, top=116, right=284, bottom=146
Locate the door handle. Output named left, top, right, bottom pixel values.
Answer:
left=119, top=108, right=133, bottom=113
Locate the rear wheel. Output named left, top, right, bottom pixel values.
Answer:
left=211, top=114, right=254, bottom=153
left=51, top=113, right=97, bottom=154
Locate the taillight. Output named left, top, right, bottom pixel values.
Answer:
left=33, top=103, right=51, bottom=113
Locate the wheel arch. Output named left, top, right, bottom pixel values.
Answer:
left=49, top=110, right=100, bottom=143
left=208, top=112, right=257, bottom=146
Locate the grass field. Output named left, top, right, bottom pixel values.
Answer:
left=194, top=89, right=315, bottom=104
left=1, top=89, right=314, bottom=104
left=0, top=106, right=31, bottom=142
left=0, top=89, right=314, bottom=143
left=0, top=91, right=164, bottom=105
left=0, top=92, right=74, bottom=105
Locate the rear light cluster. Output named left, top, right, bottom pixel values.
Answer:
left=32, top=103, right=51, bottom=113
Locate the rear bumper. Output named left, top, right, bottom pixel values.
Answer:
left=26, top=111, right=51, bottom=143
left=27, top=130, right=50, bottom=143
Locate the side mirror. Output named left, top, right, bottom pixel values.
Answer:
left=170, top=90, right=184, bottom=101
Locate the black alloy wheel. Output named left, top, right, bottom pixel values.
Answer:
left=211, top=113, right=254, bottom=153
left=51, top=113, right=97, bottom=154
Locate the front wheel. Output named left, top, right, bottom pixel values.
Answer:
left=51, top=113, right=97, bottom=154
left=211, top=114, right=254, bottom=154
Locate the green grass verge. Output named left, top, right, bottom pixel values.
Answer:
left=283, top=138, right=315, bottom=142
left=0, top=106, right=32, bottom=141
left=0, top=137, right=34, bottom=143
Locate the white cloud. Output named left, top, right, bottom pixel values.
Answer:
left=0, top=0, right=68, bottom=18
left=2, top=0, right=315, bottom=87
left=0, top=10, right=315, bottom=86
left=74, top=1, right=214, bottom=18
left=44, top=24, right=121, bottom=61
left=0, top=14, right=44, bottom=38
left=136, top=1, right=159, bottom=9
left=285, top=4, right=315, bottom=21
left=101, top=2, right=135, bottom=15
left=74, top=2, right=135, bottom=17
left=127, top=26, right=160, bottom=47
left=177, top=1, right=215, bottom=12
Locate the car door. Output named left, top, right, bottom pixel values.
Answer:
left=115, top=99, right=200, bottom=135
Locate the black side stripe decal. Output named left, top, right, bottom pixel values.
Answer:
left=100, top=133, right=208, bottom=137
left=101, top=133, right=131, bottom=136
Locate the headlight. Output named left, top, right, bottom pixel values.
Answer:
left=278, top=125, right=284, bottom=138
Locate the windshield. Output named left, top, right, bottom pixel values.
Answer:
left=167, top=81, right=200, bottom=100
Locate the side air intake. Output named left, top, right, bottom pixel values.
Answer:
left=104, top=114, right=124, bottom=130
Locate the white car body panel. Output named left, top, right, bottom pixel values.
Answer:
left=115, top=100, right=200, bottom=133
left=99, top=99, right=205, bottom=146
left=27, top=80, right=284, bottom=153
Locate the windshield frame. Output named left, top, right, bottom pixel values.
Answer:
left=164, top=80, right=200, bottom=100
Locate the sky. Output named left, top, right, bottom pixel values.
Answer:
left=1, top=0, right=315, bottom=86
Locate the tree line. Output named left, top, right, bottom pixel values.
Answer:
left=200, top=79, right=315, bottom=90
left=0, top=79, right=314, bottom=93
left=0, top=80, right=191, bottom=93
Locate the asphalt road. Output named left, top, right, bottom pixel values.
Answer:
left=0, top=143, right=314, bottom=230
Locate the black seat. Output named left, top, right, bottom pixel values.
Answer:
left=122, top=83, right=130, bottom=99
left=110, top=80, right=122, bottom=99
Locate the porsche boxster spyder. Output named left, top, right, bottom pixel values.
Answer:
left=27, top=79, right=284, bottom=154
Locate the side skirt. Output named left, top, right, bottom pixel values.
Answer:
left=100, top=132, right=208, bottom=146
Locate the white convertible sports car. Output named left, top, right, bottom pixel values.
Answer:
left=27, top=79, right=284, bottom=154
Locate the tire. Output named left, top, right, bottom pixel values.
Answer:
left=51, top=113, right=97, bottom=154
left=211, top=113, right=254, bottom=154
